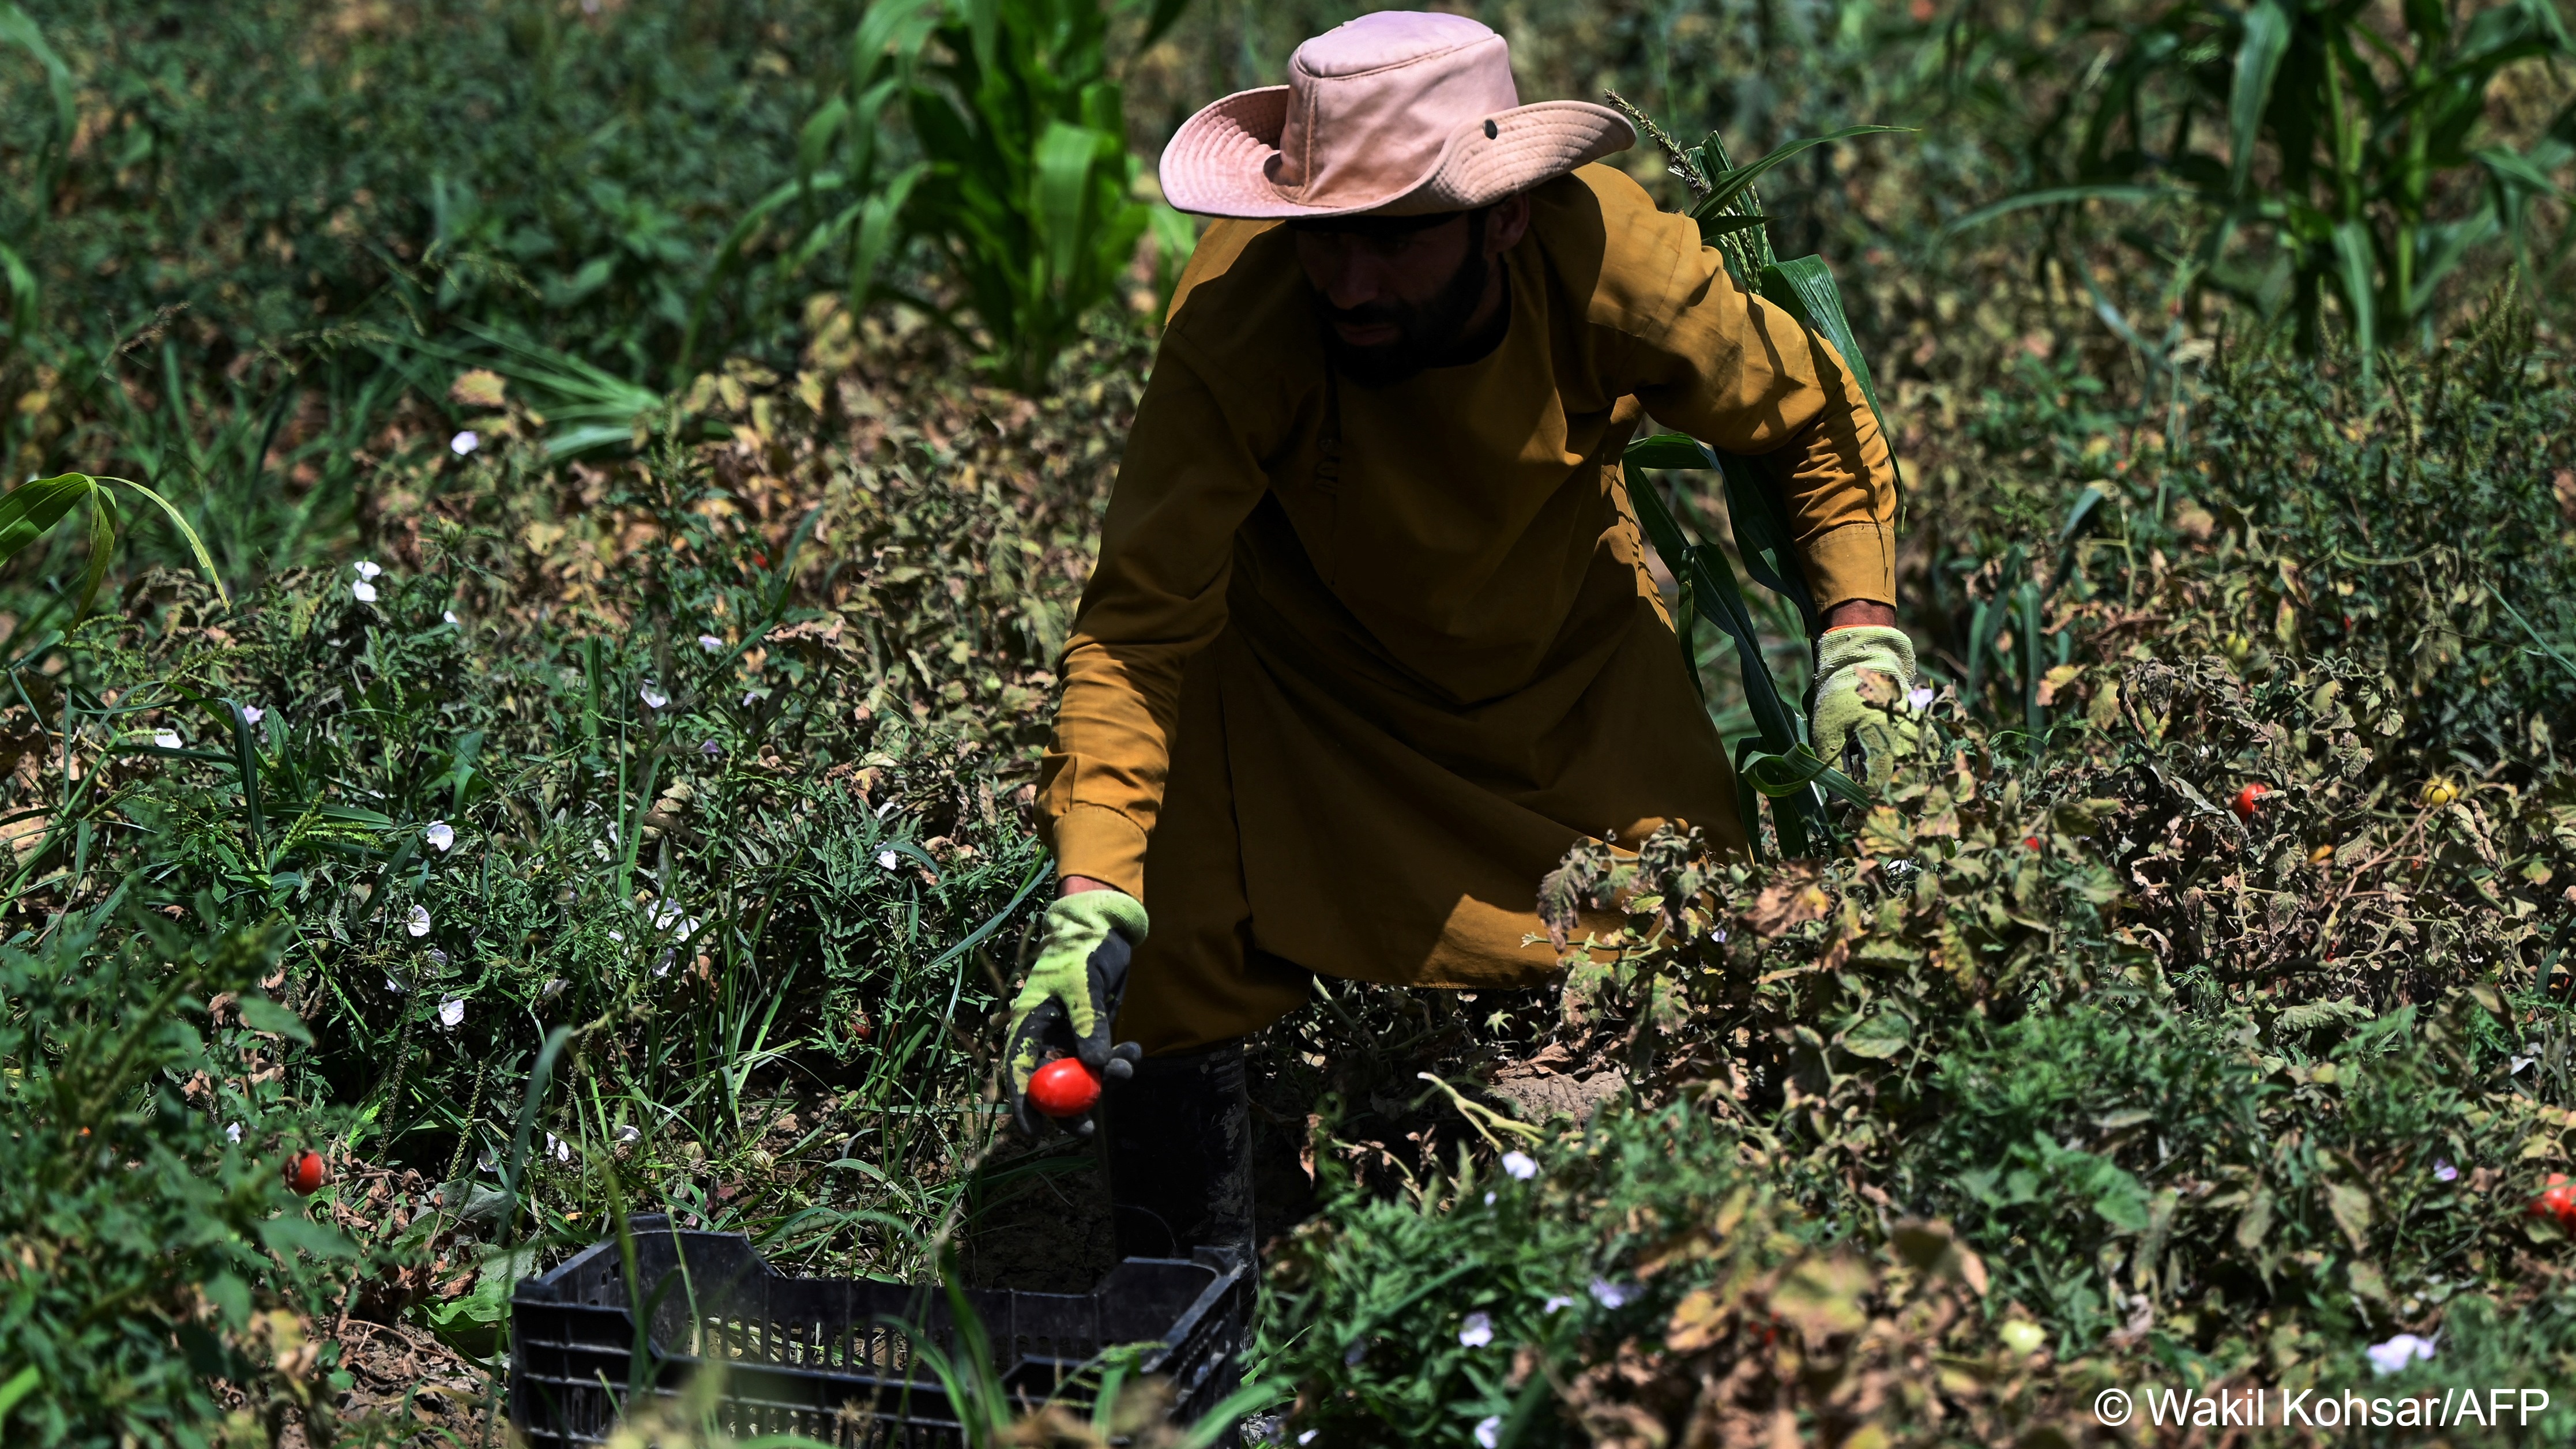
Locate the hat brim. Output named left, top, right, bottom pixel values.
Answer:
left=1159, top=88, right=1635, bottom=220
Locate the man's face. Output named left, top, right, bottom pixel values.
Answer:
left=1289, top=210, right=1493, bottom=387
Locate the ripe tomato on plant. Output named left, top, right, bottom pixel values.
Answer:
left=2231, top=782, right=2270, bottom=819
left=282, top=1150, right=328, bottom=1195
left=1028, top=1057, right=1102, bottom=1118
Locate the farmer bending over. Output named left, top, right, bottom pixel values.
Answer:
left=1003, top=12, right=1908, bottom=1270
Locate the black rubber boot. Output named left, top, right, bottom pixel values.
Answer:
left=1101, top=1038, right=1255, bottom=1271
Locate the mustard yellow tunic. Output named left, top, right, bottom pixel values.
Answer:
left=1039, top=164, right=1897, bottom=1052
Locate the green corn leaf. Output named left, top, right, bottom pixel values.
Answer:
left=73, top=487, right=115, bottom=619
left=1742, top=744, right=1872, bottom=810
left=1624, top=432, right=1717, bottom=471
left=1032, top=122, right=1102, bottom=293
left=108, top=477, right=231, bottom=608
left=1941, top=184, right=2185, bottom=238
left=2329, top=219, right=2379, bottom=378
left=0, top=473, right=96, bottom=564
left=2230, top=0, right=2294, bottom=195
left=1691, top=126, right=1911, bottom=218
left=1759, top=257, right=1888, bottom=431
left=853, top=160, right=930, bottom=304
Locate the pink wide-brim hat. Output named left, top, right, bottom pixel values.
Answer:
left=1160, top=12, right=1634, bottom=220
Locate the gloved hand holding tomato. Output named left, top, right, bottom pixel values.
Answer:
left=1003, top=886, right=1147, bottom=1136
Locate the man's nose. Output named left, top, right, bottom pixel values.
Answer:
left=1319, top=243, right=1383, bottom=310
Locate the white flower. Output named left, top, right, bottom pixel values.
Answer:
left=640, top=683, right=668, bottom=710
left=1908, top=686, right=1935, bottom=710
left=443, top=609, right=460, bottom=626
left=607, top=929, right=624, bottom=943
left=1588, top=1278, right=1630, bottom=1309
left=2434, top=1160, right=2458, bottom=1182
left=545, top=1132, right=572, bottom=1164
left=1483, top=1191, right=1496, bottom=1206
left=1298, top=1434, right=1318, bottom=1447
left=697, top=634, right=724, bottom=653
left=425, top=949, right=447, bottom=967
left=653, top=949, right=675, bottom=977
left=877, top=849, right=900, bottom=871
left=2366, top=1333, right=2437, bottom=1376
left=240, top=705, right=265, bottom=725
left=1541, top=1295, right=1573, bottom=1315
left=1473, top=1417, right=1502, bottom=1449
left=352, top=580, right=378, bottom=603
left=405, top=905, right=431, bottom=937
left=615, top=1123, right=641, bottom=1146
left=226, top=1122, right=243, bottom=1143
left=354, top=560, right=383, bottom=581
left=1457, top=1311, right=1493, bottom=1348
left=384, top=973, right=407, bottom=995
left=450, top=431, right=480, bottom=456
left=742, top=689, right=764, bottom=707
left=593, top=838, right=613, bottom=861
left=152, top=728, right=181, bottom=750
left=1501, top=1151, right=1537, bottom=1180
left=437, top=996, right=464, bottom=1028
left=476, top=1147, right=498, bottom=1175
left=425, top=821, right=454, bottom=852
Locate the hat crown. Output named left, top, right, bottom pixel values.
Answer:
left=1266, top=13, right=1518, bottom=205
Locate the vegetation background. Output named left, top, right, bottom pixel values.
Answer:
left=0, top=0, right=2571, bottom=1444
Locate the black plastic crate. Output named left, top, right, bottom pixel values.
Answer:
left=509, top=1214, right=1249, bottom=1447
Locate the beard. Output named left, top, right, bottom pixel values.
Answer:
left=1314, top=229, right=1497, bottom=389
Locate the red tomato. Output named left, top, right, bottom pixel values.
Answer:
left=2231, top=782, right=2270, bottom=819
left=1028, top=1058, right=1102, bottom=1118
left=2022, top=835, right=2042, bottom=852
left=283, top=1150, right=329, bottom=1195
left=2529, top=1174, right=2576, bottom=1229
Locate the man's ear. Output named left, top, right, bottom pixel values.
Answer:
left=1485, top=192, right=1533, bottom=255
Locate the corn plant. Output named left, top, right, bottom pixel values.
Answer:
left=0, top=472, right=227, bottom=619
left=756, top=0, right=1195, bottom=395
left=1955, top=0, right=2576, bottom=375
left=1609, top=96, right=1904, bottom=857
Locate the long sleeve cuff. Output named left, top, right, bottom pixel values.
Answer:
left=1045, top=803, right=1151, bottom=898
left=1801, top=520, right=1897, bottom=611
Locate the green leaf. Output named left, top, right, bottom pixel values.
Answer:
left=258, top=1214, right=359, bottom=1261
left=2329, top=219, right=2378, bottom=377
left=2230, top=0, right=2293, bottom=194
left=0, top=1363, right=40, bottom=1421
left=1841, top=1008, right=1913, bottom=1059
left=0, top=473, right=96, bottom=565
left=1691, top=126, right=1910, bottom=217
left=237, top=996, right=311, bottom=1046
left=1941, top=185, right=2187, bottom=238
left=1759, top=257, right=1888, bottom=433
left=1031, top=121, right=1104, bottom=292
left=72, top=487, right=115, bottom=619
left=1622, top=432, right=1716, bottom=471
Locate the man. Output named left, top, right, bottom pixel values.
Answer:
left=1002, top=11, right=1910, bottom=1268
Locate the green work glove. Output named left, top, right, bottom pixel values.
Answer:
left=1004, top=889, right=1150, bottom=1137
left=1810, top=625, right=1921, bottom=789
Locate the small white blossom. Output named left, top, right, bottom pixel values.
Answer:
left=1473, top=1417, right=1502, bottom=1449
left=443, top=609, right=460, bottom=626
left=425, top=949, right=448, bottom=967
left=593, top=838, right=614, bottom=861
left=2366, top=1333, right=2436, bottom=1376
left=352, top=580, right=378, bottom=603
left=450, top=431, right=480, bottom=456
left=615, top=1124, right=641, bottom=1146
left=425, top=821, right=455, bottom=852
left=1541, top=1295, right=1573, bottom=1315
left=476, top=1147, right=498, bottom=1174
left=1501, top=1151, right=1537, bottom=1180
left=877, top=849, right=900, bottom=871
left=152, top=728, right=181, bottom=750
left=384, top=973, right=407, bottom=995
left=700, top=739, right=723, bottom=758
left=1908, top=686, right=1935, bottom=710
left=697, top=634, right=724, bottom=653
left=226, top=1122, right=244, bottom=1143
left=1298, top=1434, right=1318, bottom=1447
left=354, top=560, right=383, bottom=580
left=1457, top=1311, right=1493, bottom=1348
left=405, top=905, right=431, bottom=938
left=1588, top=1278, right=1630, bottom=1309
left=545, top=1132, right=572, bottom=1164
left=742, top=690, right=764, bottom=707
left=607, top=930, right=625, bottom=943
left=437, top=996, right=464, bottom=1029
left=653, top=949, right=675, bottom=977
left=640, top=683, right=668, bottom=710
left=1483, top=1191, right=1496, bottom=1206
left=2435, top=1160, right=2458, bottom=1182
left=240, top=705, right=264, bottom=726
